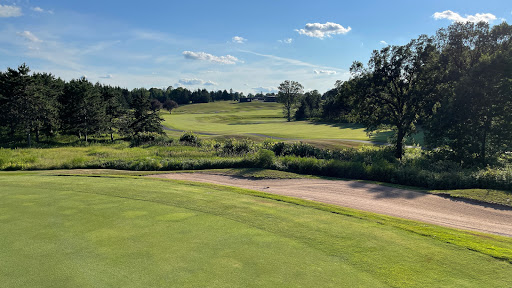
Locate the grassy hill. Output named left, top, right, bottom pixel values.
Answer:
left=161, top=101, right=396, bottom=142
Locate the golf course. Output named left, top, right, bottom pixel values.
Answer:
left=2, top=1, right=512, bottom=286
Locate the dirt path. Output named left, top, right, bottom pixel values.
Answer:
left=149, top=173, right=512, bottom=237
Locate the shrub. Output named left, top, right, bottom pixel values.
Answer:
left=180, top=132, right=201, bottom=146
left=131, top=132, right=172, bottom=147
left=221, top=139, right=254, bottom=155
left=253, top=149, right=275, bottom=168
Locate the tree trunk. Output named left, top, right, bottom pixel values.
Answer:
left=27, top=130, right=31, bottom=147
left=395, top=128, right=405, bottom=159
left=480, top=119, right=490, bottom=164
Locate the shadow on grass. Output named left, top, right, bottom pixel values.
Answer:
left=308, top=121, right=392, bottom=143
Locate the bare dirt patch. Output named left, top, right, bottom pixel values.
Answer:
left=149, top=172, right=512, bottom=237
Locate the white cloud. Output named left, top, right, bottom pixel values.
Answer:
left=31, top=7, right=54, bottom=14
left=433, top=10, right=497, bottom=23
left=314, top=70, right=336, bottom=75
left=253, top=87, right=277, bottom=93
left=232, top=36, right=247, bottom=43
left=0, top=4, right=22, bottom=17
left=17, top=31, right=43, bottom=43
left=204, top=80, right=218, bottom=86
left=296, top=22, right=351, bottom=39
left=99, top=74, right=113, bottom=79
left=278, top=38, right=293, bottom=44
left=380, top=40, right=388, bottom=45
left=179, top=78, right=217, bottom=86
left=182, top=51, right=242, bottom=64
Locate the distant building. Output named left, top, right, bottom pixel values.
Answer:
left=239, top=97, right=252, bottom=103
left=264, top=95, right=277, bottom=102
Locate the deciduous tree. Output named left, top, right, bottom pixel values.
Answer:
left=277, top=80, right=303, bottom=122
left=351, top=36, right=439, bottom=158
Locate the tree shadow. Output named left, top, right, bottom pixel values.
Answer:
left=308, top=121, right=392, bottom=143
left=348, top=181, right=426, bottom=199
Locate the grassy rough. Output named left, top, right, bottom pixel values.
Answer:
left=1, top=173, right=512, bottom=287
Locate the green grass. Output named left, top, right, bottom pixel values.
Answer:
left=0, top=143, right=221, bottom=170
left=430, top=188, right=512, bottom=206
left=163, top=101, right=393, bottom=141
left=1, top=172, right=512, bottom=287
left=184, top=168, right=317, bottom=179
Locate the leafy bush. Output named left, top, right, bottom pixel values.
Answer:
left=221, top=138, right=254, bottom=155
left=252, top=149, right=275, bottom=168
left=179, top=132, right=201, bottom=146
left=131, top=132, right=172, bottom=147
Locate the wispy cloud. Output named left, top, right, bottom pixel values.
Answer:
left=296, top=22, right=351, bottom=39
left=17, top=31, right=43, bottom=43
left=31, top=7, right=54, bottom=14
left=278, top=38, right=293, bottom=44
left=379, top=40, right=388, bottom=45
left=314, top=70, right=336, bottom=75
left=433, top=10, right=497, bottom=23
left=239, top=49, right=341, bottom=72
left=183, top=51, right=242, bottom=64
left=179, top=78, right=218, bottom=86
left=0, top=4, right=22, bottom=17
left=81, top=40, right=121, bottom=55
left=232, top=36, right=247, bottom=43
left=99, top=74, right=113, bottom=79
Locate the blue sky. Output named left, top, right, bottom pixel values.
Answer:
left=1, top=0, right=510, bottom=94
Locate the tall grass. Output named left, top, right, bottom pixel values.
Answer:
left=1, top=135, right=511, bottom=191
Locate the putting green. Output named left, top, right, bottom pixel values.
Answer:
left=1, top=173, right=511, bottom=287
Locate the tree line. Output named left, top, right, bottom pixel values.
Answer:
left=0, top=66, right=243, bottom=145
left=279, top=21, right=512, bottom=165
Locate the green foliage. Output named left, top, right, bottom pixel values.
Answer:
left=129, top=88, right=163, bottom=136
left=60, top=77, right=105, bottom=142
left=277, top=80, right=303, bottom=122
left=321, top=80, right=355, bottom=121
left=221, top=138, right=255, bottom=155
left=252, top=149, right=275, bottom=168
left=179, top=131, right=201, bottom=146
left=351, top=36, right=438, bottom=158
left=130, top=132, right=173, bottom=147
left=162, top=99, right=178, bottom=113
left=295, top=90, right=322, bottom=120
left=425, top=22, right=512, bottom=165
